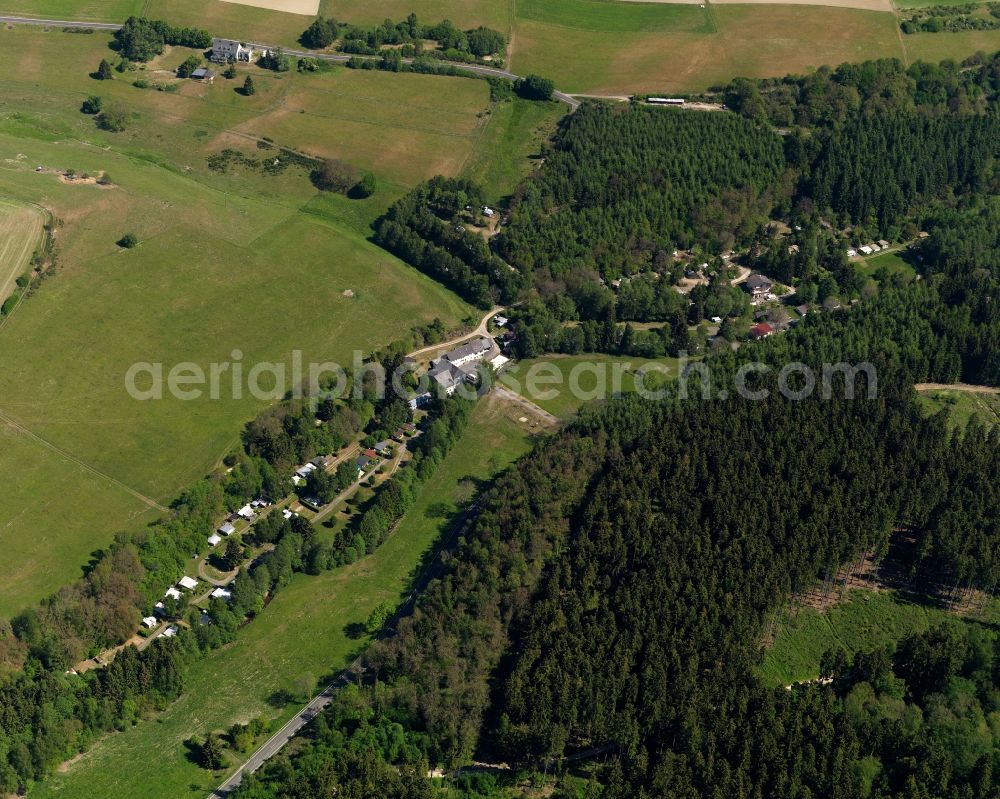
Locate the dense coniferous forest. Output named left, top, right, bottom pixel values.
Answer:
left=7, top=49, right=1000, bottom=798
left=495, top=105, right=786, bottom=279
left=235, top=374, right=1000, bottom=799
left=234, top=130, right=1000, bottom=794
left=376, top=54, right=1000, bottom=321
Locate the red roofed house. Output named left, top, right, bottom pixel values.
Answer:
left=749, top=322, right=773, bottom=340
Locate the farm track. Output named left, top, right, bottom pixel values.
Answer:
left=914, top=382, right=1000, bottom=394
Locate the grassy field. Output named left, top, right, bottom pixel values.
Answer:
left=760, top=589, right=1000, bottom=686
left=4, top=0, right=1000, bottom=95
left=0, top=198, right=44, bottom=304
left=901, top=27, right=1000, bottom=63
left=917, top=388, right=1000, bottom=429
left=0, top=27, right=498, bottom=189
left=511, top=4, right=906, bottom=93
left=461, top=96, right=564, bottom=202
left=501, top=353, right=683, bottom=418
left=29, top=394, right=533, bottom=799
left=0, top=423, right=161, bottom=617
left=516, top=0, right=711, bottom=33
left=0, top=0, right=141, bottom=19
left=855, top=248, right=918, bottom=279
left=0, top=26, right=510, bottom=614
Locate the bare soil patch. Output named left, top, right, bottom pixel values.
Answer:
left=220, top=0, right=319, bottom=14
left=713, top=0, right=892, bottom=12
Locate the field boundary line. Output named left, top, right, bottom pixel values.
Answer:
left=0, top=408, right=168, bottom=512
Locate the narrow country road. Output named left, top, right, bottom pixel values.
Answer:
left=407, top=307, right=503, bottom=360
left=0, top=16, right=581, bottom=108
left=207, top=670, right=357, bottom=799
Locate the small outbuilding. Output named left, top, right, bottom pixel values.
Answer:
left=178, top=575, right=198, bottom=591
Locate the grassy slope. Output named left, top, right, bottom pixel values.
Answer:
left=460, top=96, right=565, bottom=203
left=0, top=27, right=491, bottom=613
left=512, top=4, right=905, bottom=94
left=0, top=198, right=44, bottom=303
left=501, top=353, right=683, bottom=418
left=29, top=394, right=533, bottom=799
left=901, top=27, right=1000, bottom=64
left=760, top=589, right=1000, bottom=686
left=0, top=0, right=142, bottom=20
left=0, top=424, right=161, bottom=617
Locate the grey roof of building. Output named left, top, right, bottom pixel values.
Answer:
left=444, top=337, right=493, bottom=363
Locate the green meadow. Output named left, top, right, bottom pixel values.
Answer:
left=917, top=388, right=1000, bottom=430
left=760, top=589, right=1000, bottom=686
left=501, top=353, right=684, bottom=419
left=856, top=248, right=918, bottom=279
left=29, top=395, right=533, bottom=799
left=2, top=0, right=1000, bottom=95
left=0, top=26, right=521, bottom=614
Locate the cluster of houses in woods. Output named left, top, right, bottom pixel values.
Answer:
left=136, top=414, right=426, bottom=639
left=140, top=498, right=275, bottom=634
left=293, top=425, right=417, bottom=510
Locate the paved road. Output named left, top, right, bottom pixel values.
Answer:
left=0, top=16, right=580, bottom=108
left=0, top=14, right=121, bottom=29
left=207, top=669, right=356, bottom=798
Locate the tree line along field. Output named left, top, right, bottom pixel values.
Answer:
left=0, top=24, right=564, bottom=615
left=28, top=395, right=533, bottom=799
left=3, top=0, right=1000, bottom=93
left=0, top=198, right=43, bottom=305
